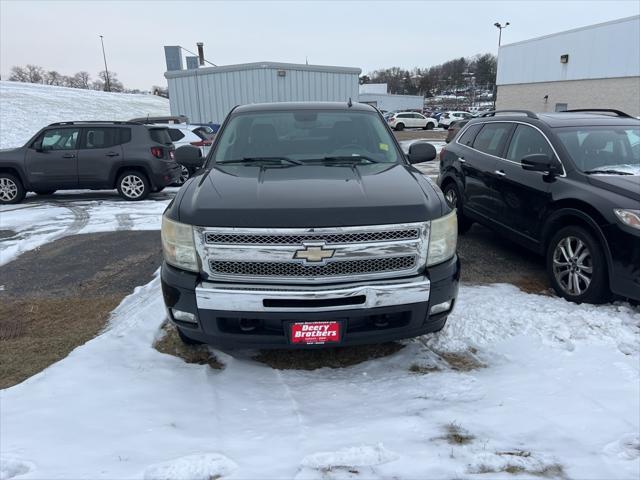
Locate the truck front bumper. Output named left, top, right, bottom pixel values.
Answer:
left=161, top=255, right=460, bottom=349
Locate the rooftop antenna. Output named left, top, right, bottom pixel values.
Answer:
left=305, top=56, right=308, bottom=65
left=347, top=97, right=353, bottom=108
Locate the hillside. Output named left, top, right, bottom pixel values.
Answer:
left=0, top=81, right=170, bottom=148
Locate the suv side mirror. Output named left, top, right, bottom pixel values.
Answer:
left=32, top=140, right=43, bottom=152
left=521, top=154, right=560, bottom=174
left=175, top=145, right=203, bottom=168
left=408, top=141, right=437, bottom=164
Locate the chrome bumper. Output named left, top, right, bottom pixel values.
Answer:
left=195, top=276, right=430, bottom=312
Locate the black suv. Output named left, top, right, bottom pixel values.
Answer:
left=438, top=109, right=640, bottom=304
left=0, top=121, right=182, bottom=204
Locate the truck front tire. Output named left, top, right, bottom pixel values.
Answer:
left=0, top=173, right=26, bottom=204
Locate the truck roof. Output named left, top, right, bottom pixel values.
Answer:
left=232, top=101, right=377, bottom=114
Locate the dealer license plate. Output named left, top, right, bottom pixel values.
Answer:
left=290, top=321, right=341, bottom=345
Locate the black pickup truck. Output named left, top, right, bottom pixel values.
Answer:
left=161, top=102, right=460, bottom=349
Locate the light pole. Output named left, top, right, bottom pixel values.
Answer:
left=493, top=22, right=509, bottom=109
left=99, top=35, right=111, bottom=92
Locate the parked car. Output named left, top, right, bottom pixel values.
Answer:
left=162, top=102, right=459, bottom=348
left=438, top=111, right=474, bottom=129
left=437, top=109, right=640, bottom=304
left=0, top=121, right=181, bottom=204
left=445, top=120, right=470, bottom=143
left=192, top=122, right=221, bottom=134
left=387, top=112, right=438, bottom=131
left=157, top=124, right=213, bottom=184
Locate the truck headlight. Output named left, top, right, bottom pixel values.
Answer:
left=161, top=216, right=199, bottom=272
left=427, top=210, right=458, bottom=266
left=614, top=209, right=640, bottom=230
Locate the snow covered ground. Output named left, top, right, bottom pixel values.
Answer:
left=0, top=81, right=170, bottom=149
left=1, top=273, right=638, bottom=479
left=0, top=191, right=175, bottom=266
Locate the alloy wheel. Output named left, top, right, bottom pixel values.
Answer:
left=552, top=236, right=593, bottom=296
left=177, top=165, right=190, bottom=185
left=121, top=175, right=145, bottom=199
left=444, top=187, right=457, bottom=208
left=0, top=177, right=18, bottom=202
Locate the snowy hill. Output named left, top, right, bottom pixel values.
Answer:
left=0, top=81, right=170, bottom=149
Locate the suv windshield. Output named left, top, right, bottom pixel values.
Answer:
left=556, top=126, right=640, bottom=175
left=212, top=110, right=401, bottom=164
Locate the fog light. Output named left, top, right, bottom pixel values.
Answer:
left=171, top=309, right=196, bottom=324
left=430, top=300, right=452, bottom=315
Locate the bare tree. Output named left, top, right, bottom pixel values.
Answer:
left=45, top=70, right=63, bottom=86
left=98, top=70, right=123, bottom=92
left=25, top=64, right=45, bottom=83
left=75, top=71, right=91, bottom=89
left=9, top=66, right=29, bottom=82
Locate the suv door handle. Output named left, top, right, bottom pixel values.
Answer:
left=106, top=152, right=120, bottom=157
left=62, top=153, right=76, bottom=158
left=494, top=170, right=506, bottom=177
left=458, top=157, right=466, bottom=163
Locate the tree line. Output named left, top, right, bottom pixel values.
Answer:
left=362, top=53, right=497, bottom=97
left=7, top=64, right=140, bottom=93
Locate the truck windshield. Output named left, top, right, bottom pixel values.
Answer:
left=556, top=126, right=640, bottom=175
left=212, top=110, right=402, bottom=164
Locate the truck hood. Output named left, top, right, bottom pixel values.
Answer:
left=176, top=163, right=442, bottom=227
left=587, top=174, right=640, bottom=202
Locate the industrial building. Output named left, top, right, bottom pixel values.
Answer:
left=163, top=48, right=361, bottom=123
left=358, top=83, right=424, bottom=112
left=496, top=15, right=640, bottom=116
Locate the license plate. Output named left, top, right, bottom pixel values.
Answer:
left=290, top=321, right=341, bottom=345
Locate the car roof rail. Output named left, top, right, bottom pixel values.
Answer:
left=563, top=108, right=633, bottom=118
left=47, top=121, right=142, bottom=127
left=480, top=110, right=538, bottom=119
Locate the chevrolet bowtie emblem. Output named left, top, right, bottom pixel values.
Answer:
left=294, top=245, right=335, bottom=263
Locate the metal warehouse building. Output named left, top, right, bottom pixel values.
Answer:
left=164, top=60, right=361, bottom=124
left=496, top=15, right=640, bottom=116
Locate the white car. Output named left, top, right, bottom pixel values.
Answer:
left=155, top=124, right=214, bottom=185
left=438, top=111, right=475, bottom=129
left=386, top=112, right=438, bottom=131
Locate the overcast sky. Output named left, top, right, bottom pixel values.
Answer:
left=1, top=0, right=639, bottom=90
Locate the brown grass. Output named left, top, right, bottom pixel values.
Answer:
left=409, top=364, right=441, bottom=374
left=255, top=342, right=404, bottom=370
left=438, top=349, right=486, bottom=372
left=154, top=323, right=224, bottom=370
left=471, top=462, right=566, bottom=478
left=0, top=295, right=123, bottom=389
left=440, top=423, right=475, bottom=445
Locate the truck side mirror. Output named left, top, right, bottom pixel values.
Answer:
left=175, top=145, right=204, bottom=169
left=408, top=141, right=437, bottom=164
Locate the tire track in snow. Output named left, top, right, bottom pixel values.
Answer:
left=116, top=213, right=134, bottom=231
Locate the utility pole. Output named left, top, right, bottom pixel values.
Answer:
left=99, top=35, right=111, bottom=92
left=493, top=22, right=509, bottom=109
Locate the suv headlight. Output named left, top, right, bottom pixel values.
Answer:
left=161, top=216, right=199, bottom=272
left=427, top=210, right=458, bottom=266
left=614, top=209, right=640, bottom=230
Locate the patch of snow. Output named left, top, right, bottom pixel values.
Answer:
left=1, top=277, right=638, bottom=479
left=0, top=456, right=34, bottom=480
left=143, top=453, right=237, bottom=480
left=0, top=81, right=170, bottom=149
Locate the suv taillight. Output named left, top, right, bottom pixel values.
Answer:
left=151, top=146, right=164, bottom=159
left=439, top=147, right=446, bottom=162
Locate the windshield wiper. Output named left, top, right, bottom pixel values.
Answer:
left=316, top=155, right=381, bottom=164
left=222, top=157, right=303, bottom=165
left=583, top=168, right=633, bottom=175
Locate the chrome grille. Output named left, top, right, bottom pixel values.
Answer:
left=195, top=222, right=430, bottom=284
left=204, top=229, right=420, bottom=245
left=209, top=256, right=416, bottom=278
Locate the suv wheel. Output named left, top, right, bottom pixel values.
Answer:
left=395, top=123, right=405, bottom=131
left=546, top=225, right=610, bottom=304
left=442, top=182, right=472, bottom=234
left=0, top=174, right=26, bottom=204
left=117, top=171, right=149, bottom=201
left=424, top=122, right=434, bottom=130
left=174, top=165, right=190, bottom=186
